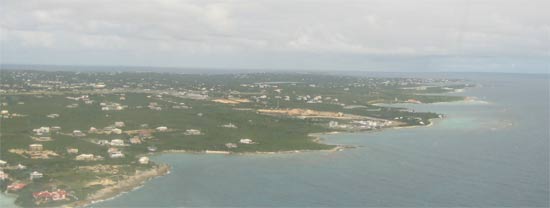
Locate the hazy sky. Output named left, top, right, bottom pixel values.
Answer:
left=1, top=0, right=548, bottom=73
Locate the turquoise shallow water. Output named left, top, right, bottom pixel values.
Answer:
left=92, top=74, right=549, bottom=207
left=4, top=74, right=546, bottom=207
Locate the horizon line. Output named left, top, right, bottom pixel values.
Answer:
left=1, top=63, right=548, bottom=75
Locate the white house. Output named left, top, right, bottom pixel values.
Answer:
left=29, top=144, right=43, bottom=151
left=114, top=121, right=125, bottom=128
left=67, top=148, right=79, bottom=154
left=75, top=154, right=95, bottom=161
left=156, top=126, right=168, bottom=132
left=30, top=171, right=43, bottom=180
left=110, top=152, right=124, bottom=158
left=184, top=129, right=201, bottom=135
left=73, top=130, right=86, bottom=137
left=112, top=128, right=123, bottom=134
left=0, top=170, right=8, bottom=180
left=221, top=123, right=238, bottom=128
left=239, top=138, right=254, bottom=144
left=138, top=156, right=150, bottom=164
left=110, top=139, right=125, bottom=146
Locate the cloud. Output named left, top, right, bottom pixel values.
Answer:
left=0, top=0, right=548, bottom=72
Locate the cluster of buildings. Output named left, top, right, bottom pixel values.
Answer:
left=32, top=126, right=61, bottom=136
left=328, top=120, right=393, bottom=130
left=31, top=126, right=60, bottom=141
left=66, top=95, right=94, bottom=104
left=0, top=108, right=25, bottom=118
left=295, top=95, right=339, bottom=104
left=88, top=122, right=126, bottom=135
left=32, top=189, right=69, bottom=202
left=0, top=161, right=33, bottom=192
left=213, top=136, right=256, bottom=149
left=75, top=154, right=104, bottom=161
left=100, top=102, right=126, bottom=111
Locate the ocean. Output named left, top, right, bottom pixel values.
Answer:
left=3, top=73, right=548, bottom=207
left=92, top=73, right=549, bottom=207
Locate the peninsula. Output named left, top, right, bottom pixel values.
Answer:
left=0, top=70, right=472, bottom=207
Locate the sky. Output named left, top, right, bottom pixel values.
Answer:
left=0, top=0, right=548, bottom=73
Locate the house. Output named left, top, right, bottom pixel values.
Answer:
left=406, top=99, right=422, bottom=104
left=109, top=152, right=124, bottom=158
left=112, top=128, right=122, bottom=134
left=67, top=148, right=79, bottom=154
left=156, top=126, right=168, bottom=132
left=30, top=171, right=43, bottom=180
left=329, top=121, right=339, bottom=128
left=46, top=114, right=59, bottom=118
left=50, top=126, right=61, bottom=131
left=147, top=146, right=157, bottom=152
left=114, top=121, right=125, bottom=128
left=221, top=123, right=238, bottom=128
left=184, top=129, right=201, bottom=135
left=29, top=144, right=43, bottom=151
left=97, top=140, right=109, bottom=145
left=33, top=127, right=50, bottom=135
left=75, top=154, right=95, bottom=161
left=129, top=137, right=141, bottom=144
left=0, top=160, right=7, bottom=166
left=32, top=189, right=67, bottom=201
left=0, top=170, right=8, bottom=180
left=103, top=126, right=115, bottom=133
left=0, top=110, right=8, bottom=115
left=73, top=130, right=86, bottom=137
left=138, top=156, right=150, bottom=164
left=107, top=147, right=119, bottom=154
left=139, top=130, right=152, bottom=138
left=88, top=127, right=98, bottom=133
left=7, top=183, right=27, bottom=191
left=17, top=164, right=27, bottom=170
left=36, top=136, right=52, bottom=141
left=239, top=138, right=254, bottom=144
left=110, top=139, right=125, bottom=146
left=225, top=143, right=238, bottom=148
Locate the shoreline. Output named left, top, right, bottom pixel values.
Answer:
left=67, top=164, right=171, bottom=208
left=9, top=102, right=455, bottom=208
left=78, top=122, right=436, bottom=206
left=0, top=119, right=439, bottom=208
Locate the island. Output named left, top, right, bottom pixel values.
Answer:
left=0, top=70, right=472, bottom=207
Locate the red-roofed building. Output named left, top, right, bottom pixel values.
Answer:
left=7, top=183, right=27, bottom=191
left=33, top=189, right=68, bottom=201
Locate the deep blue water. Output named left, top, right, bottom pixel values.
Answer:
left=91, top=74, right=548, bottom=207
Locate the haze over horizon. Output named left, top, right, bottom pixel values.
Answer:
left=1, top=0, right=549, bottom=73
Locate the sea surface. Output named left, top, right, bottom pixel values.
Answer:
left=3, top=73, right=546, bottom=207
left=91, top=73, right=549, bottom=207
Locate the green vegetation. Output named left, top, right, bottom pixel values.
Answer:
left=0, top=70, right=470, bottom=206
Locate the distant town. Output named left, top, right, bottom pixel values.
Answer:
left=0, top=70, right=471, bottom=207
